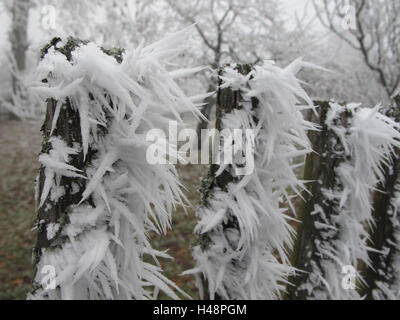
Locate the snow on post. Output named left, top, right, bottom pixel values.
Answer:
left=29, top=32, right=204, bottom=299
left=289, top=101, right=400, bottom=300
left=364, top=95, right=400, bottom=300
left=185, top=61, right=316, bottom=300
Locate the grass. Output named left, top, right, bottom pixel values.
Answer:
left=0, top=120, right=206, bottom=300
left=147, top=163, right=206, bottom=300
left=0, top=121, right=41, bottom=300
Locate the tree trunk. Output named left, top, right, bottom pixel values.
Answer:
left=9, top=0, right=30, bottom=94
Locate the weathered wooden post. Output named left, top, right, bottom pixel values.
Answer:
left=189, top=60, right=315, bottom=300
left=363, top=95, right=400, bottom=300
left=32, top=37, right=115, bottom=298
left=287, top=101, right=352, bottom=299
left=30, top=32, right=202, bottom=299
left=288, top=100, right=400, bottom=300
left=194, top=64, right=254, bottom=300
left=35, top=38, right=99, bottom=247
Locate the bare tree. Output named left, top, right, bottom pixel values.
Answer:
left=5, top=0, right=31, bottom=94
left=299, top=33, right=389, bottom=105
left=166, top=0, right=296, bottom=144
left=312, top=0, right=400, bottom=98
left=38, top=0, right=160, bottom=47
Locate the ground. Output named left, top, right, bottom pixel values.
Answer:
left=0, top=120, right=206, bottom=300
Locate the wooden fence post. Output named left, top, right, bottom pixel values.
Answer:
left=195, top=64, right=254, bottom=299
left=363, top=95, right=400, bottom=299
left=287, top=101, right=352, bottom=299
left=289, top=99, right=400, bottom=299
left=30, top=32, right=199, bottom=299
left=31, top=37, right=124, bottom=297
left=191, top=60, right=314, bottom=300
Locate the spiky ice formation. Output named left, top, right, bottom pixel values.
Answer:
left=365, top=96, right=400, bottom=300
left=185, top=60, right=317, bottom=299
left=299, top=102, right=400, bottom=299
left=29, top=30, right=207, bottom=300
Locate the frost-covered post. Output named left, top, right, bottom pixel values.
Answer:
left=287, top=101, right=353, bottom=299
left=30, top=31, right=204, bottom=299
left=363, top=95, right=400, bottom=300
left=33, top=38, right=96, bottom=270
left=195, top=64, right=253, bottom=300
left=288, top=101, right=400, bottom=300
left=186, top=60, right=316, bottom=300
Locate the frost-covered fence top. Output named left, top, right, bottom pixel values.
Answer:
left=29, top=30, right=207, bottom=300
left=187, top=60, right=317, bottom=300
